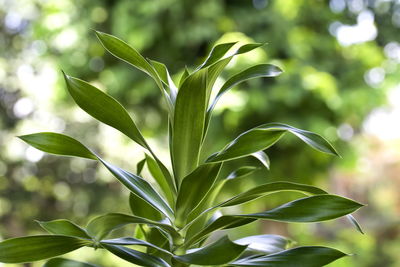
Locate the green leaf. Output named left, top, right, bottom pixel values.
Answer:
left=94, top=31, right=173, bottom=116
left=18, top=133, right=96, bottom=160
left=136, top=158, right=146, bottom=176
left=37, top=219, right=91, bottom=239
left=179, top=67, right=190, bottom=87
left=175, top=236, right=247, bottom=265
left=227, top=166, right=259, bottom=180
left=99, top=159, right=174, bottom=220
left=63, top=73, right=147, bottom=148
left=172, top=68, right=208, bottom=180
left=101, top=237, right=170, bottom=255
left=197, top=42, right=237, bottom=69
left=187, top=195, right=362, bottom=246
left=129, top=193, right=163, bottom=221
left=175, top=163, right=222, bottom=227
left=86, top=213, right=180, bottom=241
left=216, top=182, right=328, bottom=207
left=20, top=132, right=174, bottom=220
left=207, top=123, right=338, bottom=163
left=149, top=59, right=178, bottom=102
left=229, top=246, right=348, bottom=267
left=0, top=235, right=91, bottom=263
left=43, top=258, right=99, bottom=267
left=145, top=154, right=175, bottom=205
left=208, top=64, right=282, bottom=116
left=347, top=214, right=364, bottom=234
left=101, top=243, right=170, bottom=267
left=234, top=235, right=292, bottom=255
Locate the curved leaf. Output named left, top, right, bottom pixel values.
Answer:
left=101, top=243, right=170, bottom=267
left=86, top=213, right=180, bottom=241
left=19, top=132, right=174, bottom=220
left=251, top=151, right=270, bottom=169
left=227, top=166, right=259, bottom=180
left=101, top=237, right=170, bottom=255
left=234, top=235, right=293, bottom=254
left=0, top=235, right=91, bottom=263
left=129, top=193, right=163, bottom=221
left=179, top=67, right=190, bottom=87
left=37, top=219, right=91, bottom=239
left=187, top=195, right=362, bottom=246
left=207, top=123, right=338, bottom=163
left=63, top=73, right=147, bottom=148
left=217, top=182, right=327, bottom=208
left=229, top=246, right=348, bottom=267
left=43, top=258, right=100, bottom=267
left=149, top=59, right=177, bottom=102
left=172, top=68, right=208, bottom=180
left=175, top=163, right=222, bottom=227
left=18, top=133, right=96, bottom=160
left=197, top=42, right=237, bottom=69
left=208, top=64, right=282, bottom=116
left=175, top=236, right=247, bottom=265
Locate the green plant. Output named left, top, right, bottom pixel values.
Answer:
left=0, top=31, right=364, bottom=267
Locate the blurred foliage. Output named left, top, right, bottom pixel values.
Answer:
left=1, top=0, right=400, bottom=266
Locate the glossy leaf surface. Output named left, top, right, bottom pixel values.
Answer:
left=229, top=246, right=348, bottom=267
left=101, top=243, right=170, bottom=267
left=207, top=123, right=338, bottom=163
left=0, top=235, right=91, bottom=263
left=37, top=219, right=91, bottom=239
left=234, top=234, right=292, bottom=254
left=175, top=236, right=247, bottom=265
left=172, top=68, right=208, bottom=180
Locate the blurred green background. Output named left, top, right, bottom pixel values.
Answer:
left=1, top=0, right=400, bottom=266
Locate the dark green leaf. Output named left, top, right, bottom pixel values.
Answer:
left=43, top=258, right=99, bottom=267
left=18, top=133, right=96, bottom=160
left=101, top=243, right=170, bottom=267
left=172, top=68, right=208, bottom=180
left=175, top=163, right=222, bottom=227
left=207, top=123, right=338, bottom=163
left=227, top=166, right=259, bottom=180
left=86, top=213, right=180, bottom=241
left=63, top=73, right=147, bottom=148
left=37, top=219, right=91, bottom=239
left=101, top=237, right=170, bottom=255
left=136, top=158, right=146, bottom=176
left=229, top=246, right=348, bottom=267
left=175, top=236, right=247, bottom=265
left=0, top=235, right=91, bottom=263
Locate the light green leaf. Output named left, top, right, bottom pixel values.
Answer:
left=37, top=219, right=91, bottom=239
left=207, top=123, right=338, bottom=163
left=0, top=235, right=91, bottom=263
left=86, top=213, right=180, bottom=241
left=149, top=59, right=178, bottom=102
left=101, top=243, right=170, bottom=267
left=227, top=166, right=259, bottom=180
left=197, top=42, right=237, bottom=69
left=18, top=133, right=96, bottom=160
left=63, top=73, right=147, bottom=148
left=229, top=246, right=348, bottom=267
left=179, top=67, right=190, bottom=87
left=175, top=236, right=247, bottom=265
left=172, top=68, right=208, bottom=180
left=129, top=193, right=163, bottom=221
left=234, top=235, right=293, bottom=254
left=187, top=195, right=362, bottom=246
left=175, top=163, right=222, bottom=227
left=43, top=258, right=99, bottom=267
